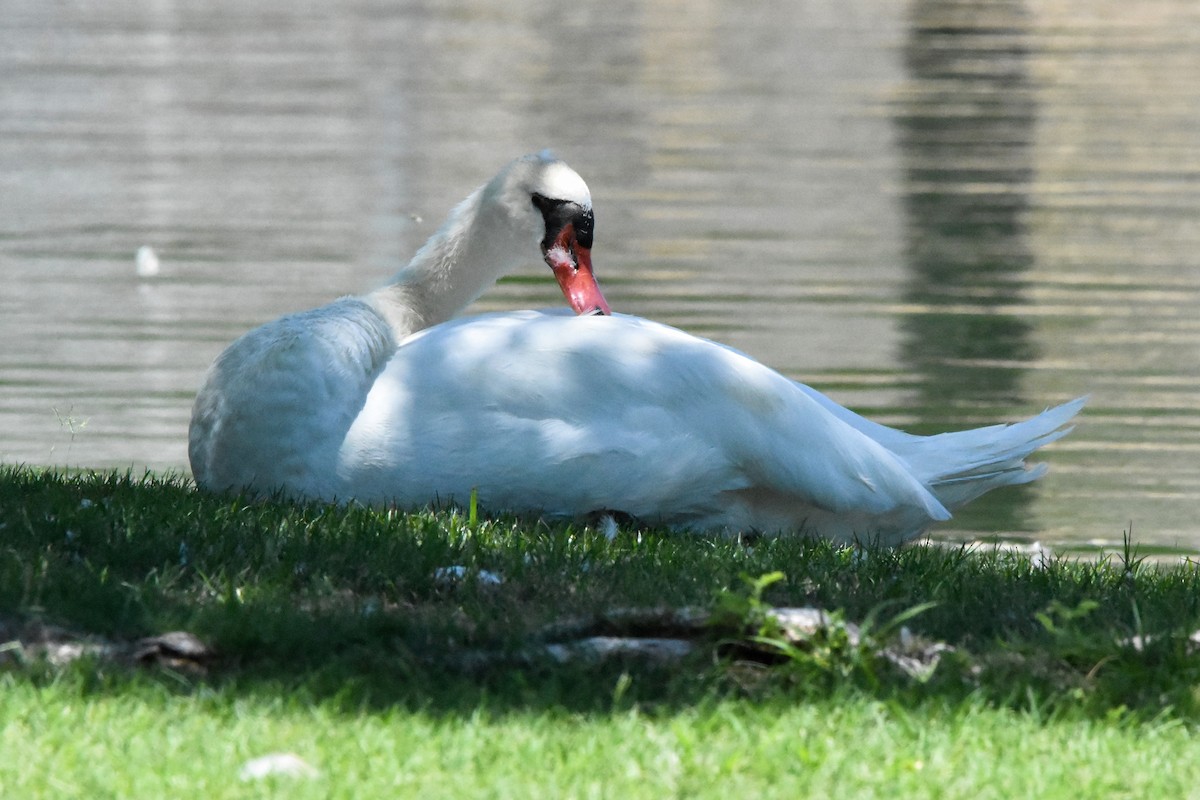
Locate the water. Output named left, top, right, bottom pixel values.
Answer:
left=3, top=0, right=1199, bottom=554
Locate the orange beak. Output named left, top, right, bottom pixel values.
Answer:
left=544, top=222, right=611, bottom=316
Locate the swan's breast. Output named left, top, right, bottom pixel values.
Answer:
left=189, top=298, right=395, bottom=498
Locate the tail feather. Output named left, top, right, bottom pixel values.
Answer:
left=892, top=397, right=1086, bottom=510
left=792, top=382, right=1086, bottom=513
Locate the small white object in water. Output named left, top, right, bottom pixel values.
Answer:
left=135, top=245, right=160, bottom=278
left=238, top=753, right=319, bottom=781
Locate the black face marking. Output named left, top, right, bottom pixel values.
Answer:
left=532, top=193, right=594, bottom=252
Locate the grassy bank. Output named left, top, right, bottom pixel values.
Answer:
left=3, top=467, right=1200, bottom=796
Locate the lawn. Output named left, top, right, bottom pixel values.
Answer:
left=3, top=467, right=1200, bottom=797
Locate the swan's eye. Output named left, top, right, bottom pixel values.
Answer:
left=573, top=208, right=594, bottom=249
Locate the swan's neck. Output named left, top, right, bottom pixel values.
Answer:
left=364, top=186, right=529, bottom=338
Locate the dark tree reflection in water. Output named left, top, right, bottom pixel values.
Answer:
left=896, top=0, right=1039, bottom=534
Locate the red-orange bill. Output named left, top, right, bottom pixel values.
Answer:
left=545, top=225, right=611, bottom=316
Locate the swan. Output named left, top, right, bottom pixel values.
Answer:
left=189, top=152, right=1084, bottom=545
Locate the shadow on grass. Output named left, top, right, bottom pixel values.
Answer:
left=4, top=467, right=1200, bottom=721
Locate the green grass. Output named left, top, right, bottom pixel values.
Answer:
left=3, top=466, right=1200, bottom=796
left=6, top=681, right=1200, bottom=798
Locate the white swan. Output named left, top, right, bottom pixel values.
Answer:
left=190, top=152, right=1084, bottom=545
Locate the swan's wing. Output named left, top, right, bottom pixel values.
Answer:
left=339, top=313, right=949, bottom=530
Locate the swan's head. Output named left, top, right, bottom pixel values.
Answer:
left=494, top=152, right=611, bottom=316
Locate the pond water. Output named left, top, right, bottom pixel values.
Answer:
left=3, top=0, right=1199, bottom=554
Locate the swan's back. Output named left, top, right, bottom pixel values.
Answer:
left=337, top=311, right=952, bottom=540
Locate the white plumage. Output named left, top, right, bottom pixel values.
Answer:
left=189, top=153, right=1083, bottom=545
